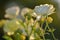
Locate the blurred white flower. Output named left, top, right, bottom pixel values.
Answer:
left=5, top=6, right=20, bottom=19
left=4, top=19, right=20, bottom=33
left=34, top=4, right=55, bottom=16
left=21, top=8, right=33, bottom=17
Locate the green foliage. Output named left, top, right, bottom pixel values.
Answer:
left=3, top=35, right=13, bottom=40
left=2, top=4, right=57, bottom=40
left=14, top=33, right=21, bottom=40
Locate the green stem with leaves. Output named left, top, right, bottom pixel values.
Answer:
left=41, top=21, right=45, bottom=40
left=51, top=31, right=57, bottom=40
left=45, top=20, right=57, bottom=40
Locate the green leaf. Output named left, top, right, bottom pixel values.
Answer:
left=3, top=35, right=13, bottom=40
left=15, top=29, right=22, bottom=34
left=14, top=33, right=21, bottom=40
left=48, top=28, right=56, bottom=32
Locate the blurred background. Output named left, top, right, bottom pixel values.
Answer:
left=0, top=0, right=60, bottom=40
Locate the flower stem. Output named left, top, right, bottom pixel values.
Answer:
left=44, top=16, right=57, bottom=40
left=45, top=16, right=48, bottom=31
left=51, top=31, right=57, bottom=40
left=45, top=21, right=57, bottom=40
left=43, top=35, right=45, bottom=40
left=45, top=21, right=48, bottom=31
left=47, top=25, right=57, bottom=40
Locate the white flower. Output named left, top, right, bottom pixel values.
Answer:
left=34, top=4, right=55, bottom=16
left=5, top=6, right=20, bottom=19
left=4, top=19, right=20, bottom=33
left=21, top=8, right=33, bottom=17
